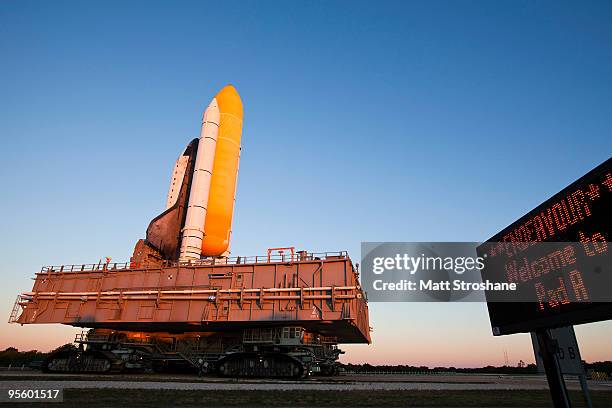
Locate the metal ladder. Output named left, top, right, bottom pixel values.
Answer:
left=8, top=295, right=23, bottom=323
left=177, top=348, right=202, bottom=369
left=177, top=344, right=222, bottom=369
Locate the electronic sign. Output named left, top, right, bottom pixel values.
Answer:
left=478, top=158, right=612, bottom=336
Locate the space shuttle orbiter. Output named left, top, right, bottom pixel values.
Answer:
left=131, top=85, right=243, bottom=266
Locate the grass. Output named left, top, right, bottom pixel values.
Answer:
left=2, top=389, right=609, bottom=407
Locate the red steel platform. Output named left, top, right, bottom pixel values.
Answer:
left=12, top=251, right=371, bottom=344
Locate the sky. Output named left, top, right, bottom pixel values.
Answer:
left=0, top=0, right=611, bottom=367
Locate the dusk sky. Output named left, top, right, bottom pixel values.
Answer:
left=1, top=1, right=611, bottom=367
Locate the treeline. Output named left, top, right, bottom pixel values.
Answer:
left=588, top=361, right=612, bottom=373
left=339, top=362, right=538, bottom=374
left=0, top=345, right=75, bottom=367
left=340, top=362, right=612, bottom=375
left=2, top=346, right=612, bottom=375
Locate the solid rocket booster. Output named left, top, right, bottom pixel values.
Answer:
left=179, top=98, right=220, bottom=260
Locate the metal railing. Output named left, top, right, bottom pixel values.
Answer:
left=41, top=263, right=130, bottom=273
left=243, top=328, right=339, bottom=345
left=319, top=336, right=338, bottom=344
left=0, top=365, right=34, bottom=372
left=39, top=251, right=349, bottom=274
left=24, top=286, right=359, bottom=306
left=75, top=331, right=162, bottom=346
left=75, top=332, right=112, bottom=344
left=243, top=328, right=278, bottom=343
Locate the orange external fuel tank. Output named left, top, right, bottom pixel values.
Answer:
left=201, top=85, right=243, bottom=256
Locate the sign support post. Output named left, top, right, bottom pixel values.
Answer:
left=535, top=328, right=571, bottom=408
left=578, top=374, right=593, bottom=408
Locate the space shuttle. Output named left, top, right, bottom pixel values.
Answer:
left=131, top=85, right=243, bottom=266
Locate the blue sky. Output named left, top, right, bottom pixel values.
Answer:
left=1, top=0, right=611, bottom=366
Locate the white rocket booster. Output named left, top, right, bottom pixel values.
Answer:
left=178, top=98, right=220, bottom=261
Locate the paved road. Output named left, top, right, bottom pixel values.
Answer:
left=1, top=373, right=611, bottom=391
left=0, top=379, right=553, bottom=391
